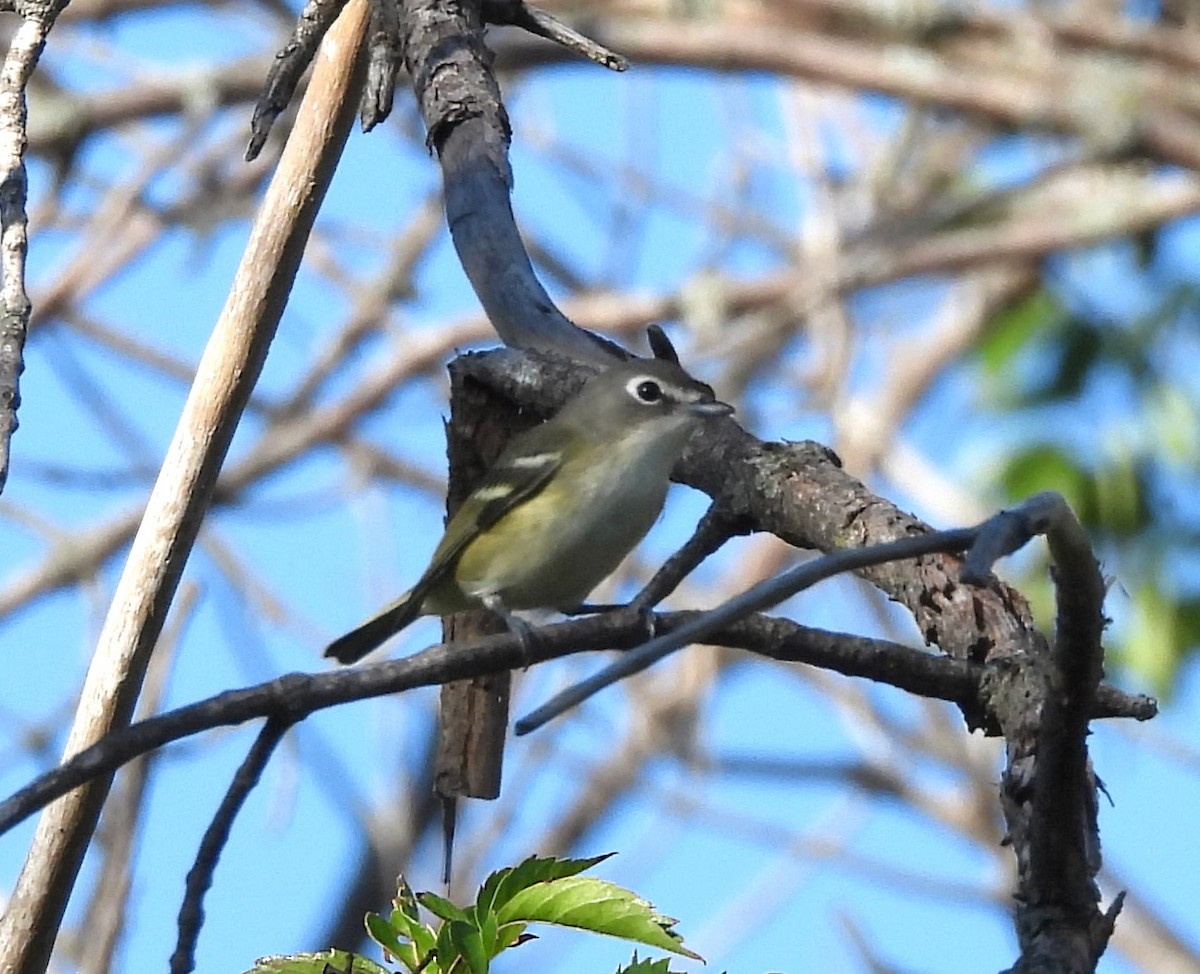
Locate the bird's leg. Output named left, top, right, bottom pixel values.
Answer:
left=482, top=594, right=537, bottom=668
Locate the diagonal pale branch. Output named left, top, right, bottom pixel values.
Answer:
left=0, top=2, right=371, bottom=971
left=75, top=585, right=195, bottom=974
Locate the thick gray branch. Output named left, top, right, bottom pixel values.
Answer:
left=398, top=0, right=617, bottom=360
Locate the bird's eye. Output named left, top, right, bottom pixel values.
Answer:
left=635, top=380, right=663, bottom=403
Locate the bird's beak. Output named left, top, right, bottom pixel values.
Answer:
left=688, top=400, right=735, bottom=418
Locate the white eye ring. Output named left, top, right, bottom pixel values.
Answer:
left=628, top=377, right=664, bottom=404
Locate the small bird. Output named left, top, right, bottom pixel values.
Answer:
left=324, top=357, right=733, bottom=664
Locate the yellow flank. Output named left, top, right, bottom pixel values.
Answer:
left=427, top=460, right=667, bottom=611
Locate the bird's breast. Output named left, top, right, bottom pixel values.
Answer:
left=452, top=439, right=678, bottom=611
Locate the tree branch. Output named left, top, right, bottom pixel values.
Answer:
left=398, top=0, right=618, bottom=359
left=0, top=4, right=370, bottom=970
left=977, top=494, right=1121, bottom=972
left=0, top=608, right=1153, bottom=841
left=170, top=717, right=293, bottom=974
left=0, top=0, right=67, bottom=494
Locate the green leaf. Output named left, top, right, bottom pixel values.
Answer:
left=364, top=876, right=438, bottom=969
left=476, top=908, right=499, bottom=955
left=389, top=878, right=435, bottom=946
left=393, top=907, right=437, bottom=957
left=245, top=950, right=391, bottom=974
left=495, top=875, right=701, bottom=960
left=616, top=952, right=686, bottom=974
left=419, top=891, right=471, bottom=924
left=459, top=920, right=491, bottom=974
left=493, top=922, right=532, bottom=952
left=365, top=912, right=423, bottom=971
left=364, top=912, right=407, bottom=960
left=432, top=918, right=493, bottom=974
left=978, top=288, right=1063, bottom=376
left=475, top=854, right=613, bottom=917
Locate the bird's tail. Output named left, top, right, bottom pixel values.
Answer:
left=324, top=592, right=423, bottom=664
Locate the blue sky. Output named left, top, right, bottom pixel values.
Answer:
left=1, top=5, right=1197, bottom=974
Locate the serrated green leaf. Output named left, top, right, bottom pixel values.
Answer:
left=448, top=919, right=489, bottom=974
left=476, top=854, right=614, bottom=916
left=420, top=891, right=471, bottom=923
left=384, top=907, right=418, bottom=941
left=414, top=927, right=438, bottom=958
left=364, top=912, right=422, bottom=971
left=477, top=909, right=499, bottom=955
left=364, top=913, right=407, bottom=960
left=435, top=914, right=458, bottom=960
left=495, top=876, right=701, bottom=960
left=392, top=906, right=437, bottom=956
left=384, top=876, right=439, bottom=963
left=493, top=922, right=531, bottom=952
left=616, top=951, right=683, bottom=974
left=245, top=949, right=391, bottom=974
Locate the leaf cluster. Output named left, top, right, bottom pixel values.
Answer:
left=245, top=855, right=698, bottom=974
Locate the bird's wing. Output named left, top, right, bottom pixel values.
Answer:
left=419, top=435, right=565, bottom=591
left=323, top=428, right=564, bottom=664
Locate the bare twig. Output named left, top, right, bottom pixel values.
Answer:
left=0, top=7, right=61, bottom=493
left=630, top=503, right=752, bottom=610
left=481, top=0, right=628, bottom=71
left=975, top=493, right=1118, bottom=971
left=361, top=0, right=401, bottom=130
left=170, top=716, right=293, bottom=974
left=515, top=526, right=981, bottom=734
left=248, top=0, right=347, bottom=160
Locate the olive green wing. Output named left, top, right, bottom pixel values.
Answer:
left=421, top=429, right=567, bottom=587
left=324, top=428, right=564, bottom=663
